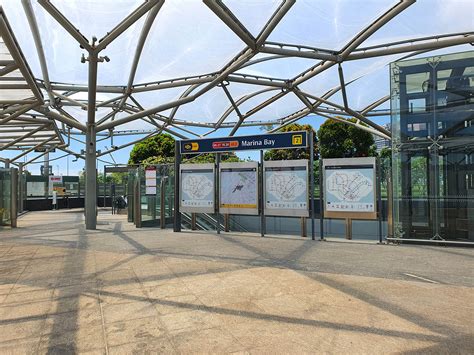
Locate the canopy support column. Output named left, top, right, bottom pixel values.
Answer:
left=85, top=52, right=98, bottom=230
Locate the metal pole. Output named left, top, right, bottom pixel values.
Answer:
left=319, top=160, right=324, bottom=240
left=85, top=52, right=98, bottom=230
left=44, top=152, right=49, bottom=200
left=18, top=163, right=24, bottom=213
left=103, top=166, right=106, bottom=210
left=4, top=159, right=10, bottom=169
left=260, top=150, right=265, bottom=237
left=377, top=157, right=383, bottom=244
left=216, top=153, right=221, bottom=235
left=11, top=168, right=18, bottom=228
left=173, top=141, right=181, bottom=232
left=309, top=131, right=315, bottom=240
left=160, top=177, right=165, bottom=229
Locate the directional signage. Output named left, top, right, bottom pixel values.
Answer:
left=180, top=131, right=307, bottom=154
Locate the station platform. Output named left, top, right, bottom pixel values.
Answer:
left=0, top=210, right=473, bottom=353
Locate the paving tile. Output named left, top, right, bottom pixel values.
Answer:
left=170, top=326, right=244, bottom=354
left=146, top=281, right=191, bottom=299
left=102, top=301, right=158, bottom=324
left=108, top=337, right=177, bottom=354
left=105, top=316, right=165, bottom=347
left=3, top=288, right=54, bottom=305
left=153, top=294, right=205, bottom=316
left=158, top=309, right=221, bottom=335
left=0, top=299, right=53, bottom=322
left=38, top=323, right=105, bottom=353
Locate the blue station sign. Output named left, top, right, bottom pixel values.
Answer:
left=180, top=131, right=308, bottom=154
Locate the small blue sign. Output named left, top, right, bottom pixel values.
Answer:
left=180, top=131, right=308, bottom=154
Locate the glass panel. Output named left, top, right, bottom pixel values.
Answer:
left=391, top=50, right=474, bottom=242
left=0, top=168, right=12, bottom=226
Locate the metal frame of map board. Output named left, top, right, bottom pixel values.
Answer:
left=219, top=162, right=259, bottom=215
left=179, top=163, right=215, bottom=214
left=263, top=159, right=309, bottom=218
left=322, top=157, right=377, bottom=220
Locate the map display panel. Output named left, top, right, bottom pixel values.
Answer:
left=180, top=163, right=215, bottom=213
left=325, top=166, right=374, bottom=212
left=219, top=162, right=258, bottom=215
left=264, top=160, right=309, bottom=217
left=323, top=157, right=377, bottom=219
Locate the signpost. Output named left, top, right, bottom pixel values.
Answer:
left=180, top=131, right=307, bottom=154
left=175, top=131, right=315, bottom=239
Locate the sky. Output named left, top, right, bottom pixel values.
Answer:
left=1, top=0, right=472, bottom=175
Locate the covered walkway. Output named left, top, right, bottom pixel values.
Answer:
left=0, top=210, right=472, bottom=353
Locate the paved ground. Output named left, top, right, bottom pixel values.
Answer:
left=0, top=210, right=473, bottom=354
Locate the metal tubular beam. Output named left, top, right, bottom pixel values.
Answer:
left=124, top=97, right=189, bottom=139
left=132, top=74, right=216, bottom=93
left=96, top=0, right=162, bottom=52
left=37, top=0, right=92, bottom=51
left=52, top=90, right=88, bottom=110
left=97, top=132, right=155, bottom=157
left=96, top=94, right=126, bottom=108
left=46, top=83, right=125, bottom=94
left=111, top=3, right=163, bottom=124
left=361, top=95, right=390, bottom=114
left=203, top=0, right=256, bottom=49
left=34, top=107, right=86, bottom=132
left=298, top=90, right=391, bottom=137
left=0, top=62, right=18, bottom=76
left=97, top=96, right=194, bottom=132
left=0, top=10, right=44, bottom=103
left=255, top=0, right=295, bottom=47
left=10, top=136, right=57, bottom=162
left=166, top=83, right=204, bottom=124
left=347, top=34, right=474, bottom=60
left=227, top=74, right=288, bottom=88
left=125, top=2, right=163, bottom=91
left=0, top=103, right=39, bottom=125
left=259, top=44, right=338, bottom=61
left=23, top=145, right=57, bottom=166
left=220, top=83, right=244, bottom=135
left=316, top=111, right=390, bottom=140
left=216, top=88, right=278, bottom=126
left=337, top=63, right=349, bottom=109
left=22, top=0, right=55, bottom=103
left=339, top=0, right=416, bottom=59
left=243, top=90, right=287, bottom=118
left=0, top=124, right=50, bottom=151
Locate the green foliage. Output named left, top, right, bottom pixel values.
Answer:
left=264, top=123, right=318, bottom=161
left=128, top=133, right=243, bottom=166
left=317, top=117, right=376, bottom=158
left=128, top=133, right=175, bottom=165
left=182, top=153, right=241, bottom=164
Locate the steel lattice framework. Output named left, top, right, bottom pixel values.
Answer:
left=0, top=0, right=473, bottom=228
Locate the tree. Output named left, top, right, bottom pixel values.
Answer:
left=128, top=133, right=242, bottom=166
left=128, top=133, right=175, bottom=165
left=264, top=123, right=318, bottom=161
left=317, top=117, right=376, bottom=158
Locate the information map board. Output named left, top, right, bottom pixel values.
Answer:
left=264, top=160, right=309, bottom=217
left=219, top=162, right=258, bottom=215
left=323, top=157, right=377, bottom=220
left=145, top=166, right=157, bottom=196
left=179, top=163, right=215, bottom=213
